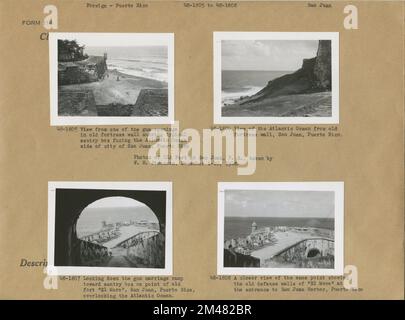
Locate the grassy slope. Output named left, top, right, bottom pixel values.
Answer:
left=222, top=91, right=332, bottom=117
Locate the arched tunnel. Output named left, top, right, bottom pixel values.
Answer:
left=272, top=238, right=335, bottom=269
left=306, top=248, right=321, bottom=258
left=53, top=188, right=167, bottom=267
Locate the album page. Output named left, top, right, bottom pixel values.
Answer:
left=0, top=0, right=403, bottom=300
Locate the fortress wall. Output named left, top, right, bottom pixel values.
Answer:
left=73, top=239, right=110, bottom=267
left=96, top=104, right=133, bottom=116
left=58, top=66, right=97, bottom=85
left=132, top=89, right=169, bottom=116
left=58, top=89, right=96, bottom=116
left=126, top=233, right=165, bottom=268
left=223, top=249, right=260, bottom=268
left=272, top=238, right=335, bottom=268
left=58, top=55, right=107, bottom=85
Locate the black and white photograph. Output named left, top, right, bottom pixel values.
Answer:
left=47, top=182, right=172, bottom=275
left=217, top=182, right=343, bottom=275
left=214, top=32, right=339, bottom=124
left=50, top=33, right=174, bottom=125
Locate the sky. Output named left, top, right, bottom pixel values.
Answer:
left=86, top=196, right=146, bottom=209
left=224, top=190, right=334, bottom=218
left=221, top=40, right=318, bottom=71
left=77, top=197, right=158, bottom=237
left=84, top=46, right=167, bottom=59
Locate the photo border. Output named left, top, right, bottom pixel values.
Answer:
left=47, top=181, right=173, bottom=276
left=49, top=32, right=175, bottom=126
left=213, top=32, right=339, bottom=124
left=217, top=181, right=344, bottom=275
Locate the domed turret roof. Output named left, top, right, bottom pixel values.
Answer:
left=252, top=221, right=257, bottom=226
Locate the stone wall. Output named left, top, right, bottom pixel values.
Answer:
left=313, top=40, right=332, bottom=90
left=58, top=90, right=96, bottom=116
left=132, top=89, right=169, bottom=116
left=72, top=239, right=110, bottom=267
left=58, top=55, right=107, bottom=85
left=271, top=238, right=334, bottom=268
left=58, top=65, right=97, bottom=85
left=96, top=104, right=133, bottom=116
left=126, top=233, right=165, bottom=268
left=223, top=249, right=260, bottom=268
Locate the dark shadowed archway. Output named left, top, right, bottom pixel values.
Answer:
left=307, top=248, right=321, bottom=258
left=53, top=188, right=166, bottom=266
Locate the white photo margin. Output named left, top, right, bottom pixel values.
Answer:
left=49, top=32, right=175, bottom=126
left=213, top=32, right=339, bottom=124
left=47, top=181, right=173, bottom=276
left=217, top=181, right=344, bottom=276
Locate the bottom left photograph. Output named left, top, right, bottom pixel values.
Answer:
left=47, top=181, right=172, bottom=275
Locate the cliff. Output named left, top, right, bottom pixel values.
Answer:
left=243, top=40, right=331, bottom=104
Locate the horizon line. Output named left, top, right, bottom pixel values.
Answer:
left=225, top=216, right=334, bottom=219
left=222, top=69, right=294, bottom=72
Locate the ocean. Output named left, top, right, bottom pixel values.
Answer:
left=224, top=217, right=334, bottom=240
left=221, top=70, right=291, bottom=105
left=84, top=46, right=168, bottom=83
left=76, top=206, right=159, bottom=238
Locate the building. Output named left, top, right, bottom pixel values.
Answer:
left=251, top=221, right=257, bottom=233
left=225, top=221, right=273, bottom=254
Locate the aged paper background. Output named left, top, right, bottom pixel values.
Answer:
left=0, top=0, right=403, bottom=299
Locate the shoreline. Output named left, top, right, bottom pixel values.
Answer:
left=107, top=68, right=168, bottom=86
left=222, top=87, right=262, bottom=107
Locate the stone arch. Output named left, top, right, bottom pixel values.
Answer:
left=54, top=188, right=166, bottom=266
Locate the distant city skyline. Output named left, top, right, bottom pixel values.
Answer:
left=221, top=40, right=318, bottom=71
left=224, top=190, right=334, bottom=218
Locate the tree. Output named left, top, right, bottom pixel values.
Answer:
left=58, top=39, right=88, bottom=61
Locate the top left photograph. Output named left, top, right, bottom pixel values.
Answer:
left=49, top=32, right=174, bottom=125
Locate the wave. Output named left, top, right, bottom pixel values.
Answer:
left=108, top=58, right=168, bottom=83
left=222, top=86, right=262, bottom=106
left=113, top=57, right=167, bottom=65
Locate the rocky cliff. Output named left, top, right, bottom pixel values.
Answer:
left=244, top=40, right=331, bottom=103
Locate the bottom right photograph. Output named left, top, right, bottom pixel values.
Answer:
left=217, top=182, right=344, bottom=276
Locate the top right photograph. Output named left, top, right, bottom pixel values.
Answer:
left=214, top=32, right=339, bottom=124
